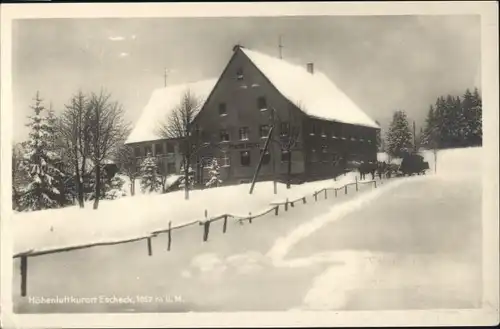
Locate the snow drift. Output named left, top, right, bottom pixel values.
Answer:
left=12, top=173, right=358, bottom=255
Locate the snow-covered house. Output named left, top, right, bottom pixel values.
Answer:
left=126, top=45, right=380, bottom=185
left=125, top=79, right=218, bottom=176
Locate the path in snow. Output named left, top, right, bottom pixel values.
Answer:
left=291, top=173, right=482, bottom=310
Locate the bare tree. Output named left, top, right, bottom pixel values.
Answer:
left=115, top=143, right=139, bottom=196
left=159, top=89, right=202, bottom=200
left=278, top=109, right=301, bottom=189
left=270, top=103, right=302, bottom=189
left=59, top=91, right=93, bottom=208
left=12, top=142, right=29, bottom=210
left=88, top=90, right=128, bottom=209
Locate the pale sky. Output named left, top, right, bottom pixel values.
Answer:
left=12, top=15, right=481, bottom=143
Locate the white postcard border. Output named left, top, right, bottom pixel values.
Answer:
left=1, top=2, right=498, bottom=328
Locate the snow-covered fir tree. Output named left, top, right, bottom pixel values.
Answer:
left=385, top=110, right=413, bottom=158
left=178, top=163, right=195, bottom=189
left=140, top=153, right=162, bottom=193
left=104, top=175, right=126, bottom=200
left=205, top=158, right=222, bottom=188
left=470, top=88, right=482, bottom=146
left=421, top=105, right=436, bottom=149
left=18, top=92, right=64, bottom=211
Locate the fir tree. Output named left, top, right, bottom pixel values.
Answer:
left=385, top=110, right=413, bottom=158
left=433, top=96, right=447, bottom=148
left=470, top=88, right=482, bottom=146
left=19, top=92, right=64, bottom=211
left=421, top=105, right=436, bottom=148
left=205, top=158, right=222, bottom=188
left=178, top=163, right=195, bottom=189
left=140, top=153, right=162, bottom=193
left=461, top=89, right=475, bottom=146
left=104, top=175, right=126, bottom=200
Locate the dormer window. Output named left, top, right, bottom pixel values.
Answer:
left=236, top=67, right=244, bottom=80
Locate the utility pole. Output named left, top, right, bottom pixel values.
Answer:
left=271, top=108, right=278, bottom=194
left=164, top=68, right=169, bottom=88
left=278, top=35, right=284, bottom=60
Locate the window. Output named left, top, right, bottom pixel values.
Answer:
left=322, top=145, right=328, bottom=153
left=260, top=149, right=271, bottom=165
left=219, top=103, right=227, bottom=116
left=166, top=142, right=175, bottom=154
left=281, top=149, right=291, bottom=162
left=134, top=147, right=141, bottom=157
left=222, top=152, right=231, bottom=167
left=167, top=162, right=176, bottom=174
left=220, top=129, right=230, bottom=142
left=311, top=149, right=319, bottom=162
left=321, top=126, right=327, bottom=138
left=155, top=143, right=163, bottom=155
left=240, top=151, right=251, bottom=166
left=259, top=124, right=270, bottom=138
left=236, top=67, right=244, bottom=80
left=332, top=153, right=340, bottom=165
left=280, top=122, right=290, bottom=136
left=202, top=156, right=213, bottom=168
left=257, top=96, right=267, bottom=111
left=144, top=145, right=152, bottom=157
left=311, top=123, right=317, bottom=136
left=239, top=127, right=249, bottom=141
left=332, top=128, right=338, bottom=139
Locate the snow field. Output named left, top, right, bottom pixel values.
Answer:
left=12, top=172, right=359, bottom=255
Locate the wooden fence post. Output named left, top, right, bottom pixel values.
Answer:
left=324, top=189, right=328, bottom=199
left=355, top=176, right=358, bottom=192
left=285, top=198, right=289, bottom=211
left=374, top=180, right=377, bottom=188
left=147, top=237, right=153, bottom=256
left=203, top=221, right=210, bottom=242
left=290, top=201, right=295, bottom=208
left=223, top=215, right=228, bottom=233
left=345, top=185, right=348, bottom=195
left=167, top=221, right=172, bottom=251
left=275, top=205, right=279, bottom=216
left=314, top=192, right=318, bottom=202
left=335, top=188, right=338, bottom=198
left=302, top=197, right=307, bottom=204
left=249, top=212, right=252, bottom=224
left=20, top=255, right=28, bottom=297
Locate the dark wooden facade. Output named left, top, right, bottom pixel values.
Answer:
left=191, top=47, right=378, bottom=185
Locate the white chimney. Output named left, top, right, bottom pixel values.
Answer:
left=307, top=62, right=314, bottom=74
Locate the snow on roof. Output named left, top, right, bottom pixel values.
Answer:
left=125, top=78, right=218, bottom=144
left=240, top=48, right=380, bottom=129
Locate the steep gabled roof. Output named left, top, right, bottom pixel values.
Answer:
left=240, top=47, right=380, bottom=129
left=125, top=78, right=218, bottom=144
left=126, top=47, right=379, bottom=145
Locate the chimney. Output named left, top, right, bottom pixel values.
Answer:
left=233, top=44, right=243, bottom=52
left=306, top=62, right=314, bottom=74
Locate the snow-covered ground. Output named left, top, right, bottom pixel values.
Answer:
left=12, top=147, right=483, bottom=312
left=12, top=173, right=358, bottom=255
